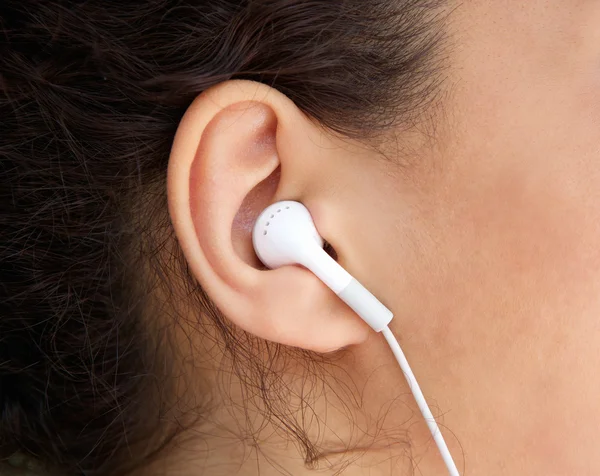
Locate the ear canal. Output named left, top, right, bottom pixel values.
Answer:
left=252, top=200, right=393, bottom=331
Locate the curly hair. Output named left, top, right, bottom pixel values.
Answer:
left=0, top=1, right=447, bottom=474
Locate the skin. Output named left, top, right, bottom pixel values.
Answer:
left=157, top=1, right=600, bottom=475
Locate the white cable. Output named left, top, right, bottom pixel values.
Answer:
left=251, top=201, right=459, bottom=473
left=381, top=326, right=460, bottom=476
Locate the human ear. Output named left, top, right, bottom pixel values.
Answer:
left=167, top=80, right=370, bottom=352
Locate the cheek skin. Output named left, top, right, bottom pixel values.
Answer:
left=341, top=2, right=600, bottom=472
left=313, top=2, right=600, bottom=472
left=371, top=2, right=600, bottom=472
left=409, top=149, right=600, bottom=472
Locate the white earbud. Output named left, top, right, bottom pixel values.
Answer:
left=252, top=200, right=393, bottom=332
left=252, top=200, right=460, bottom=476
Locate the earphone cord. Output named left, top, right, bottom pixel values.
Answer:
left=381, top=326, right=460, bottom=476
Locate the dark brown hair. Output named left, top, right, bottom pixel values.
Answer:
left=0, top=1, right=447, bottom=474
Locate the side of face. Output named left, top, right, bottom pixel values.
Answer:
left=324, top=1, right=600, bottom=473
left=166, top=2, right=600, bottom=474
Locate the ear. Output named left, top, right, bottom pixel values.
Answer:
left=167, top=80, right=370, bottom=352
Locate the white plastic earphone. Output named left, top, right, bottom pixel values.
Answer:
left=253, top=200, right=460, bottom=476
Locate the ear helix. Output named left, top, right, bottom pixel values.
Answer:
left=252, top=200, right=393, bottom=332
left=252, top=200, right=460, bottom=476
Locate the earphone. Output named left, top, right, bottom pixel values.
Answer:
left=253, top=200, right=460, bottom=476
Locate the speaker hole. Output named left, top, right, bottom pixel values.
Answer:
left=286, top=206, right=290, bottom=209
left=270, top=214, right=274, bottom=218
left=266, top=222, right=270, bottom=226
left=277, top=209, right=281, bottom=212
left=263, top=230, right=267, bottom=235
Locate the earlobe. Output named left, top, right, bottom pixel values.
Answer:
left=167, top=80, right=370, bottom=352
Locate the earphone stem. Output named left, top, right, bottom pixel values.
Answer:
left=297, top=243, right=393, bottom=332
left=297, top=241, right=352, bottom=293
left=338, top=278, right=393, bottom=332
